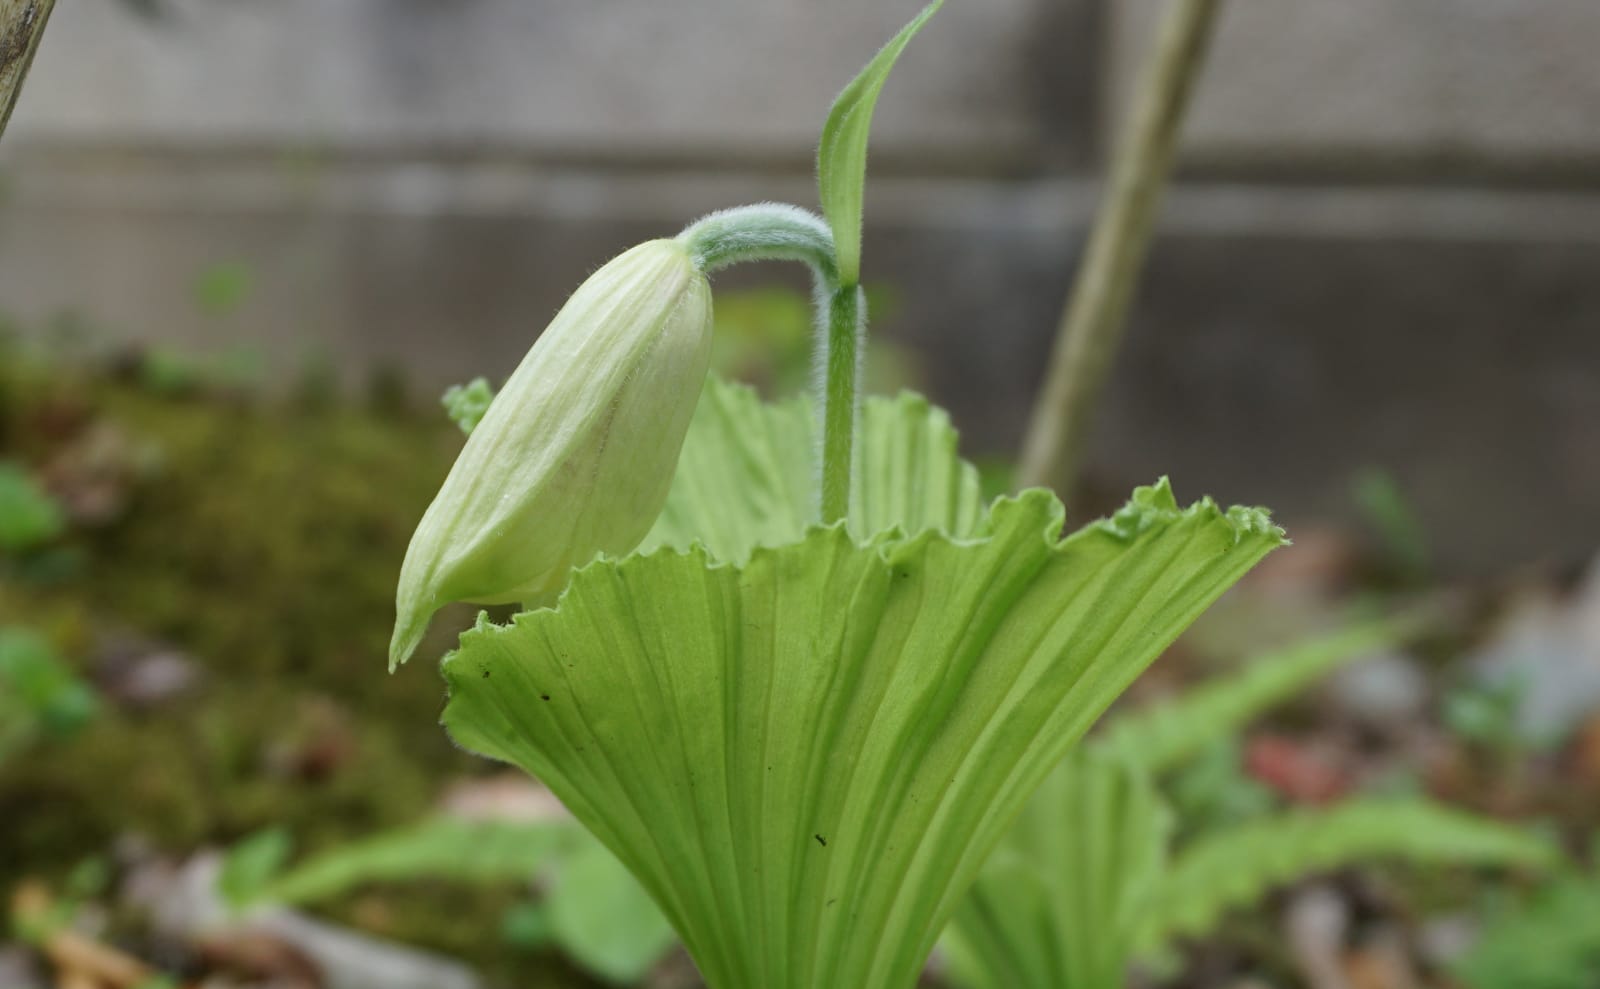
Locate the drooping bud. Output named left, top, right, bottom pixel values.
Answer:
left=391, top=239, right=714, bottom=669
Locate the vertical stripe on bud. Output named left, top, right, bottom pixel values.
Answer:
left=391, top=239, right=713, bottom=669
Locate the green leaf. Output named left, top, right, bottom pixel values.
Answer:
left=1352, top=467, right=1431, bottom=579
left=642, top=378, right=815, bottom=562
left=0, top=627, right=97, bottom=763
left=218, top=828, right=294, bottom=909
left=500, top=900, right=553, bottom=950
left=0, top=460, right=64, bottom=552
left=1454, top=875, right=1600, bottom=989
left=1100, top=616, right=1421, bottom=774
left=817, top=1, right=943, bottom=286
left=943, top=752, right=1170, bottom=989
left=250, top=818, right=567, bottom=907
left=547, top=831, right=678, bottom=984
left=852, top=390, right=985, bottom=541
left=442, top=480, right=1283, bottom=989
left=643, top=376, right=984, bottom=563
left=224, top=816, right=671, bottom=984
left=1141, top=800, right=1559, bottom=950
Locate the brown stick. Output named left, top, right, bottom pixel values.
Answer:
left=1016, top=0, right=1223, bottom=494
left=44, top=930, right=158, bottom=988
left=58, top=972, right=103, bottom=989
left=13, top=882, right=159, bottom=989
left=0, top=0, right=56, bottom=140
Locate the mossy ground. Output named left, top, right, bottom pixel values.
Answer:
left=0, top=352, right=595, bottom=986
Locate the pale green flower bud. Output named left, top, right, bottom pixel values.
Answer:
left=391, top=239, right=713, bottom=669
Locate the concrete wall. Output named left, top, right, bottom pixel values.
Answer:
left=1, top=0, right=1596, bottom=571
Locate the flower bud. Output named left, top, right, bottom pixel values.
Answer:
left=391, top=239, right=713, bottom=669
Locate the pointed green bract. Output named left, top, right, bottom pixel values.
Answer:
left=443, top=482, right=1282, bottom=989
left=643, top=376, right=985, bottom=563
left=944, top=752, right=1169, bottom=989
left=817, top=1, right=943, bottom=286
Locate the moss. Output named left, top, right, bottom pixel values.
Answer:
left=0, top=361, right=591, bottom=983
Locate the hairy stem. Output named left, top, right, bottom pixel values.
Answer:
left=1017, top=0, right=1222, bottom=494
left=819, top=284, right=864, bottom=522
left=678, top=204, right=860, bottom=523
left=0, top=0, right=56, bottom=141
left=680, top=204, right=838, bottom=284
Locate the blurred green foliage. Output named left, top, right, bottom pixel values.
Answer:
left=0, top=461, right=64, bottom=552
left=191, top=262, right=254, bottom=318
left=442, top=377, right=495, bottom=436
left=1445, top=670, right=1567, bottom=758
left=1455, top=846, right=1600, bottom=989
left=222, top=816, right=674, bottom=985
left=1164, top=738, right=1276, bottom=833
left=945, top=619, right=1558, bottom=989
left=539, top=830, right=677, bottom=984
left=0, top=352, right=478, bottom=887
left=0, top=343, right=614, bottom=984
left=1352, top=467, right=1431, bottom=582
left=710, top=286, right=920, bottom=398
left=0, top=627, right=97, bottom=763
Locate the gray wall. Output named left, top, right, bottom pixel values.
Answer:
left=1, top=0, right=1597, bottom=571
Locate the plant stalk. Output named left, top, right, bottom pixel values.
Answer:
left=1017, top=0, right=1223, bottom=494
left=678, top=203, right=860, bottom=523
left=819, top=284, right=863, bottom=522
left=0, top=0, right=55, bottom=141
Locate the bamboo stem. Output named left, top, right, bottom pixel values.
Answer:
left=0, top=0, right=55, bottom=140
left=1016, top=0, right=1223, bottom=494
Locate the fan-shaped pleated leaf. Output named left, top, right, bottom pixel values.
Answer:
left=443, top=482, right=1283, bottom=989
left=643, top=376, right=984, bottom=563
left=944, top=751, right=1170, bottom=989
left=850, top=391, right=985, bottom=540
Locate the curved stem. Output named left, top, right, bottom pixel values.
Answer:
left=678, top=204, right=861, bottom=524
left=679, top=204, right=838, bottom=284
